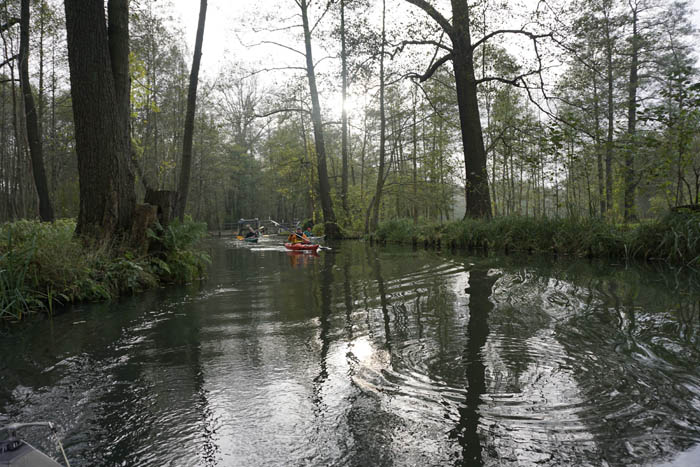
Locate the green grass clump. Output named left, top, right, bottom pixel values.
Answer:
left=0, top=217, right=210, bottom=322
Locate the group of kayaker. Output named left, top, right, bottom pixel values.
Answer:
left=287, top=226, right=313, bottom=244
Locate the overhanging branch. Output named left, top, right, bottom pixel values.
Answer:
left=403, top=0, right=453, bottom=38
left=471, top=29, right=553, bottom=51
left=409, top=52, right=453, bottom=82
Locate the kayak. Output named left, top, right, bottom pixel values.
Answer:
left=284, top=242, right=319, bottom=252
left=244, top=236, right=258, bottom=243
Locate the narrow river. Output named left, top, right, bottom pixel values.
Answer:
left=1, top=238, right=699, bottom=466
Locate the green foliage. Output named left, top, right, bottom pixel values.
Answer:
left=150, top=217, right=211, bottom=283
left=0, top=217, right=210, bottom=323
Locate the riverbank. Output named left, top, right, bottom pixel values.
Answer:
left=0, top=218, right=210, bottom=322
left=370, top=211, right=700, bottom=266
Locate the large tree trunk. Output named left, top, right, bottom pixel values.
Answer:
left=174, top=0, right=207, bottom=221
left=19, top=0, right=53, bottom=222
left=370, top=0, right=387, bottom=232
left=300, top=0, right=339, bottom=238
left=451, top=1, right=492, bottom=219
left=64, top=0, right=135, bottom=242
left=624, top=4, right=639, bottom=222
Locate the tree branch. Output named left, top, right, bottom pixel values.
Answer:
left=248, top=40, right=305, bottom=57
left=394, top=39, right=452, bottom=56
left=471, top=29, right=552, bottom=51
left=254, top=107, right=310, bottom=118
left=0, top=53, right=18, bottom=68
left=408, top=52, right=453, bottom=82
left=403, top=0, right=453, bottom=38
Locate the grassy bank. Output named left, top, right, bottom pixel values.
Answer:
left=371, top=211, right=700, bottom=266
left=0, top=218, right=210, bottom=322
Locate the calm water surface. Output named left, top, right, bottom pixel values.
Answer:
left=1, top=239, right=699, bottom=466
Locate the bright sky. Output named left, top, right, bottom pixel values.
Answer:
left=171, top=0, right=700, bottom=80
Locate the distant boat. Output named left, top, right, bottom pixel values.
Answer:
left=1, top=422, right=68, bottom=466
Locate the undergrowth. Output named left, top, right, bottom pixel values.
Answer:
left=0, top=217, right=209, bottom=322
left=371, top=211, right=700, bottom=266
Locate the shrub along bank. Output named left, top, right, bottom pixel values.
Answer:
left=0, top=218, right=210, bottom=322
left=371, top=211, right=700, bottom=266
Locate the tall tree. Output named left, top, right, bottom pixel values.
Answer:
left=340, top=0, right=349, bottom=215
left=19, top=0, right=53, bottom=221
left=403, top=0, right=496, bottom=218
left=622, top=0, right=639, bottom=221
left=64, top=0, right=135, bottom=242
left=174, top=0, right=207, bottom=221
left=299, top=0, right=339, bottom=238
left=369, top=0, right=387, bottom=232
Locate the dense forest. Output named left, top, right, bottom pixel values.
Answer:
left=0, top=0, right=697, bottom=239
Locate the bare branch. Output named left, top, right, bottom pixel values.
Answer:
left=471, top=29, right=552, bottom=51
left=409, top=52, right=453, bottom=82
left=254, top=107, right=310, bottom=119
left=310, top=0, right=332, bottom=35
left=403, top=0, right=453, bottom=38
left=240, top=66, right=307, bottom=80
left=0, top=53, right=18, bottom=68
left=394, top=39, right=453, bottom=56
left=253, top=40, right=305, bottom=57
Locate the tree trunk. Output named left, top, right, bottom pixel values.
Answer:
left=174, top=0, right=207, bottom=221
left=605, top=17, right=614, bottom=217
left=593, top=71, right=605, bottom=216
left=370, top=0, right=387, bottom=232
left=64, top=0, right=135, bottom=243
left=300, top=0, right=339, bottom=238
left=340, top=0, right=349, bottom=215
left=624, top=4, right=638, bottom=222
left=19, top=0, right=53, bottom=221
left=450, top=0, right=491, bottom=219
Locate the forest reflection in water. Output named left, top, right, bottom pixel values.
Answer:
left=1, top=239, right=698, bottom=466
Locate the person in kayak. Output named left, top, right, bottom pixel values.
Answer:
left=288, top=227, right=308, bottom=244
left=303, top=226, right=313, bottom=238
left=244, top=225, right=257, bottom=238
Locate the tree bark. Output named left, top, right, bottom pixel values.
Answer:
left=64, top=0, right=135, bottom=242
left=300, top=0, right=339, bottom=238
left=174, top=0, right=207, bottom=221
left=19, top=0, right=53, bottom=221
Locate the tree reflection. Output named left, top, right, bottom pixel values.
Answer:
left=451, top=267, right=499, bottom=466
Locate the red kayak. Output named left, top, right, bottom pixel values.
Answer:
left=284, top=242, right=320, bottom=252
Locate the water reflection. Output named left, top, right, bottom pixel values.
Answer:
left=450, top=267, right=499, bottom=466
left=0, top=240, right=699, bottom=466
